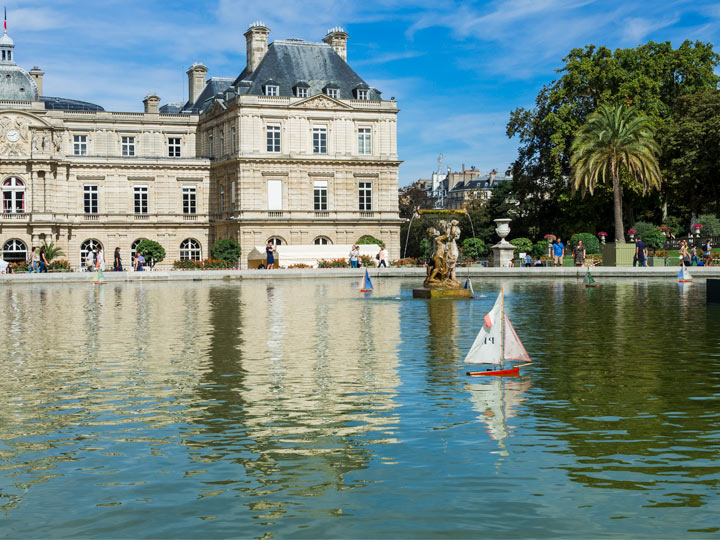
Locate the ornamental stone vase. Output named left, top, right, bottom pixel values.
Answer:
left=491, top=218, right=516, bottom=267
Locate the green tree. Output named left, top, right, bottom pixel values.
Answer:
left=210, top=238, right=241, bottom=266
left=697, top=214, right=720, bottom=236
left=507, top=41, right=719, bottom=238
left=568, top=233, right=600, bottom=254
left=461, top=238, right=487, bottom=260
left=511, top=237, right=533, bottom=257
left=571, top=104, right=662, bottom=243
left=136, top=239, right=165, bottom=268
left=41, top=241, right=65, bottom=263
left=356, top=235, right=385, bottom=248
left=399, top=182, right=433, bottom=219
left=633, top=221, right=665, bottom=251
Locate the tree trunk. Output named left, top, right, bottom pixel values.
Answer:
left=612, top=163, right=625, bottom=243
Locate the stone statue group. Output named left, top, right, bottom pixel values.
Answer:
left=424, top=219, right=461, bottom=289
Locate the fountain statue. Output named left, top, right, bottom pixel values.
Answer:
left=412, top=211, right=471, bottom=299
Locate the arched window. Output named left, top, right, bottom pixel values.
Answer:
left=131, top=238, right=147, bottom=260
left=2, top=177, right=25, bottom=214
left=179, top=238, right=202, bottom=261
left=80, top=239, right=103, bottom=267
left=313, top=236, right=332, bottom=245
left=2, top=239, right=27, bottom=263
left=266, top=237, right=284, bottom=246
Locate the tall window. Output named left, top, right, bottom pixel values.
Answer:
left=2, top=239, right=27, bottom=263
left=267, top=125, right=281, bottom=152
left=231, top=181, right=236, bottom=211
left=121, top=136, right=135, bottom=156
left=168, top=137, right=181, bottom=157
left=73, top=135, right=87, bottom=156
left=180, top=238, right=202, bottom=261
left=83, top=185, right=98, bottom=214
left=219, top=184, right=225, bottom=212
left=267, top=237, right=283, bottom=246
left=182, top=186, right=196, bottom=214
left=313, top=126, right=327, bottom=154
left=219, top=130, right=225, bottom=156
left=208, top=133, right=214, bottom=157
left=358, top=127, right=371, bottom=155
left=314, top=180, right=328, bottom=211
left=80, top=239, right=102, bottom=267
left=359, top=182, right=372, bottom=211
left=2, top=177, right=25, bottom=213
left=134, top=185, right=148, bottom=214
left=231, top=126, right=236, bottom=153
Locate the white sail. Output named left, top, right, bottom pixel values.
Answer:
left=677, top=265, right=692, bottom=281
left=503, top=314, right=531, bottom=362
left=464, top=293, right=503, bottom=365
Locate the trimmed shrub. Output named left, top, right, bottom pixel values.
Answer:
left=48, top=259, right=71, bottom=272
left=356, top=235, right=385, bottom=248
left=632, top=221, right=664, bottom=251
left=202, top=258, right=230, bottom=269
left=511, top=237, right=533, bottom=257
left=359, top=254, right=374, bottom=267
left=697, top=214, right=720, bottom=236
left=210, top=239, right=241, bottom=266
left=532, top=240, right=550, bottom=259
left=136, top=239, right=165, bottom=268
left=568, top=233, right=600, bottom=254
left=461, top=238, right=487, bottom=260
left=318, top=258, right=350, bottom=268
left=173, top=259, right=202, bottom=270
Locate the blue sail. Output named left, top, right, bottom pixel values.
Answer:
left=361, top=269, right=373, bottom=291
left=464, top=277, right=470, bottom=289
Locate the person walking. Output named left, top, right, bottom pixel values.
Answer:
left=377, top=246, right=388, bottom=268
left=704, top=238, right=713, bottom=266
left=113, top=247, right=123, bottom=271
left=134, top=251, right=145, bottom=271
left=86, top=249, right=95, bottom=272
left=691, top=245, right=699, bottom=266
left=27, top=247, right=39, bottom=273
left=39, top=246, right=49, bottom=272
left=552, top=238, right=564, bottom=267
left=573, top=239, right=586, bottom=267
left=349, top=245, right=359, bottom=268
left=679, top=240, right=690, bottom=267
left=635, top=235, right=646, bottom=268
left=265, top=241, right=275, bottom=270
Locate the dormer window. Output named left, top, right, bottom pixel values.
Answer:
left=325, top=88, right=338, bottom=99
left=356, top=89, right=368, bottom=100
left=264, top=85, right=279, bottom=96
left=295, top=87, right=308, bottom=98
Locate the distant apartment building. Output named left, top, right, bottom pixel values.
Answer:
left=414, top=165, right=512, bottom=209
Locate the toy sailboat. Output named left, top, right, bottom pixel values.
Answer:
left=584, top=267, right=598, bottom=287
left=463, top=275, right=478, bottom=298
left=359, top=268, right=373, bottom=292
left=678, top=265, right=692, bottom=283
left=93, top=268, right=107, bottom=285
left=466, top=287, right=532, bottom=377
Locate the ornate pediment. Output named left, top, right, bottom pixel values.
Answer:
left=0, top=111, right=52, bottom=158
left=290, top=94, right=352, bottom=110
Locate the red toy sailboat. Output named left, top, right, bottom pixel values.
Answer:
left=359, top=268, right=373, bottom=293
left=678, top=265, right=692, bottom=283
left=466, top=287, right=532, bottom=377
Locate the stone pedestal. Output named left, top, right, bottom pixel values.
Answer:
left=491, top=241, right=516, bottom=267
left=413, top=288, right=472, bottom=299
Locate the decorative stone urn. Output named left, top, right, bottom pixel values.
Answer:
left=491, top=218, right=516, bottom=267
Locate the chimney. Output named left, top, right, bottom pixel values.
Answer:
left=143, top=93, right=160, bottom=114
left=29, top=66, right=44, bottom=96
left=244, top=21, right=270, bottom=73
left=323, top=26, right=348, bottom=62
left=186, top=63, right=208, bottom=105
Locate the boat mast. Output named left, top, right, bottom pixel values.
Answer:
left=500, top=284, right=505, bottom=369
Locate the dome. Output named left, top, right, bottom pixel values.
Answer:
left=0, top=64, right=38, bottom=101
left=0, top=31, right=13, bottom=47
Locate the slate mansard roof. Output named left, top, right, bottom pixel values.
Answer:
left=182, top=38, right=381, bottom=113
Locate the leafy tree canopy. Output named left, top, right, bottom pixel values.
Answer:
left=210, top=238, right=241, bottom=265
left=136, top=239, right=165, bottom=267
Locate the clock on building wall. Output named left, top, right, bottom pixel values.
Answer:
left=6, top=129, right=19, bottom=142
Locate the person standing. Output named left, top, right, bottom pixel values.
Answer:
left=634, top=235, right=646, bottom=268
left=86, top=249, right=95, bottom=272
left=552, top=238, right=564, bottom=267
left=27, top=247, right=39, bottom=273
left=134, top=251, right=145, bottom=271
left=691, top=244, right=699, bottom=266
left=113, top=247, right=123, bottom=271
left=39, top=246, right=49, bottom=272
left=96, top=247, right=106, bottom=271
left=349, top=245, right=359, bottom=268
left=265, top=241, right=275, bottom=270
left=573, top=239, right=586, bottom=267
left=704, top=238, right=713, bottom=266
left=377, top=246, right=388, bottom=268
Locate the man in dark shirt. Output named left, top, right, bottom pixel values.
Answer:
left=635, top=236, right=646, bottom=268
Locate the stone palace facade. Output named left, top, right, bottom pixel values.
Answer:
left=0, top=22, right=401, bottom=268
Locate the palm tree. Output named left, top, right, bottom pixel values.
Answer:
left=571, top=104, right=662, bottom=243
left=41, top=241, right=65, bottom=263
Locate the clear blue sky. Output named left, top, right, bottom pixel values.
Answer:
left=7, top=0, right=720, bottom=185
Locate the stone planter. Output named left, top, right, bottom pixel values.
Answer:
left=602, top=242, right=636, bottom=266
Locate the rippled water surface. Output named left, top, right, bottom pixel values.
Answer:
left=1, top=277, right=719, bottom=538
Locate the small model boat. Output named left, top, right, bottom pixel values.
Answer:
left=463, top=275, right=478, bottom=298
left=466, top=287, right=532, bottom=377
left=678, top=265, right=692, bottom=283
left=359, top=268, right=373, bottom=292
left=584, top=267, right=598, bottom=287
left=93, top=268, right=107, bottom=285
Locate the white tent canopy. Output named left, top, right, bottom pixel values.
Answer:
left=247, top=244, right=381, bottom=268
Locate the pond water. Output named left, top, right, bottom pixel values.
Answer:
left=1, top=277, right=719, bottom=538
